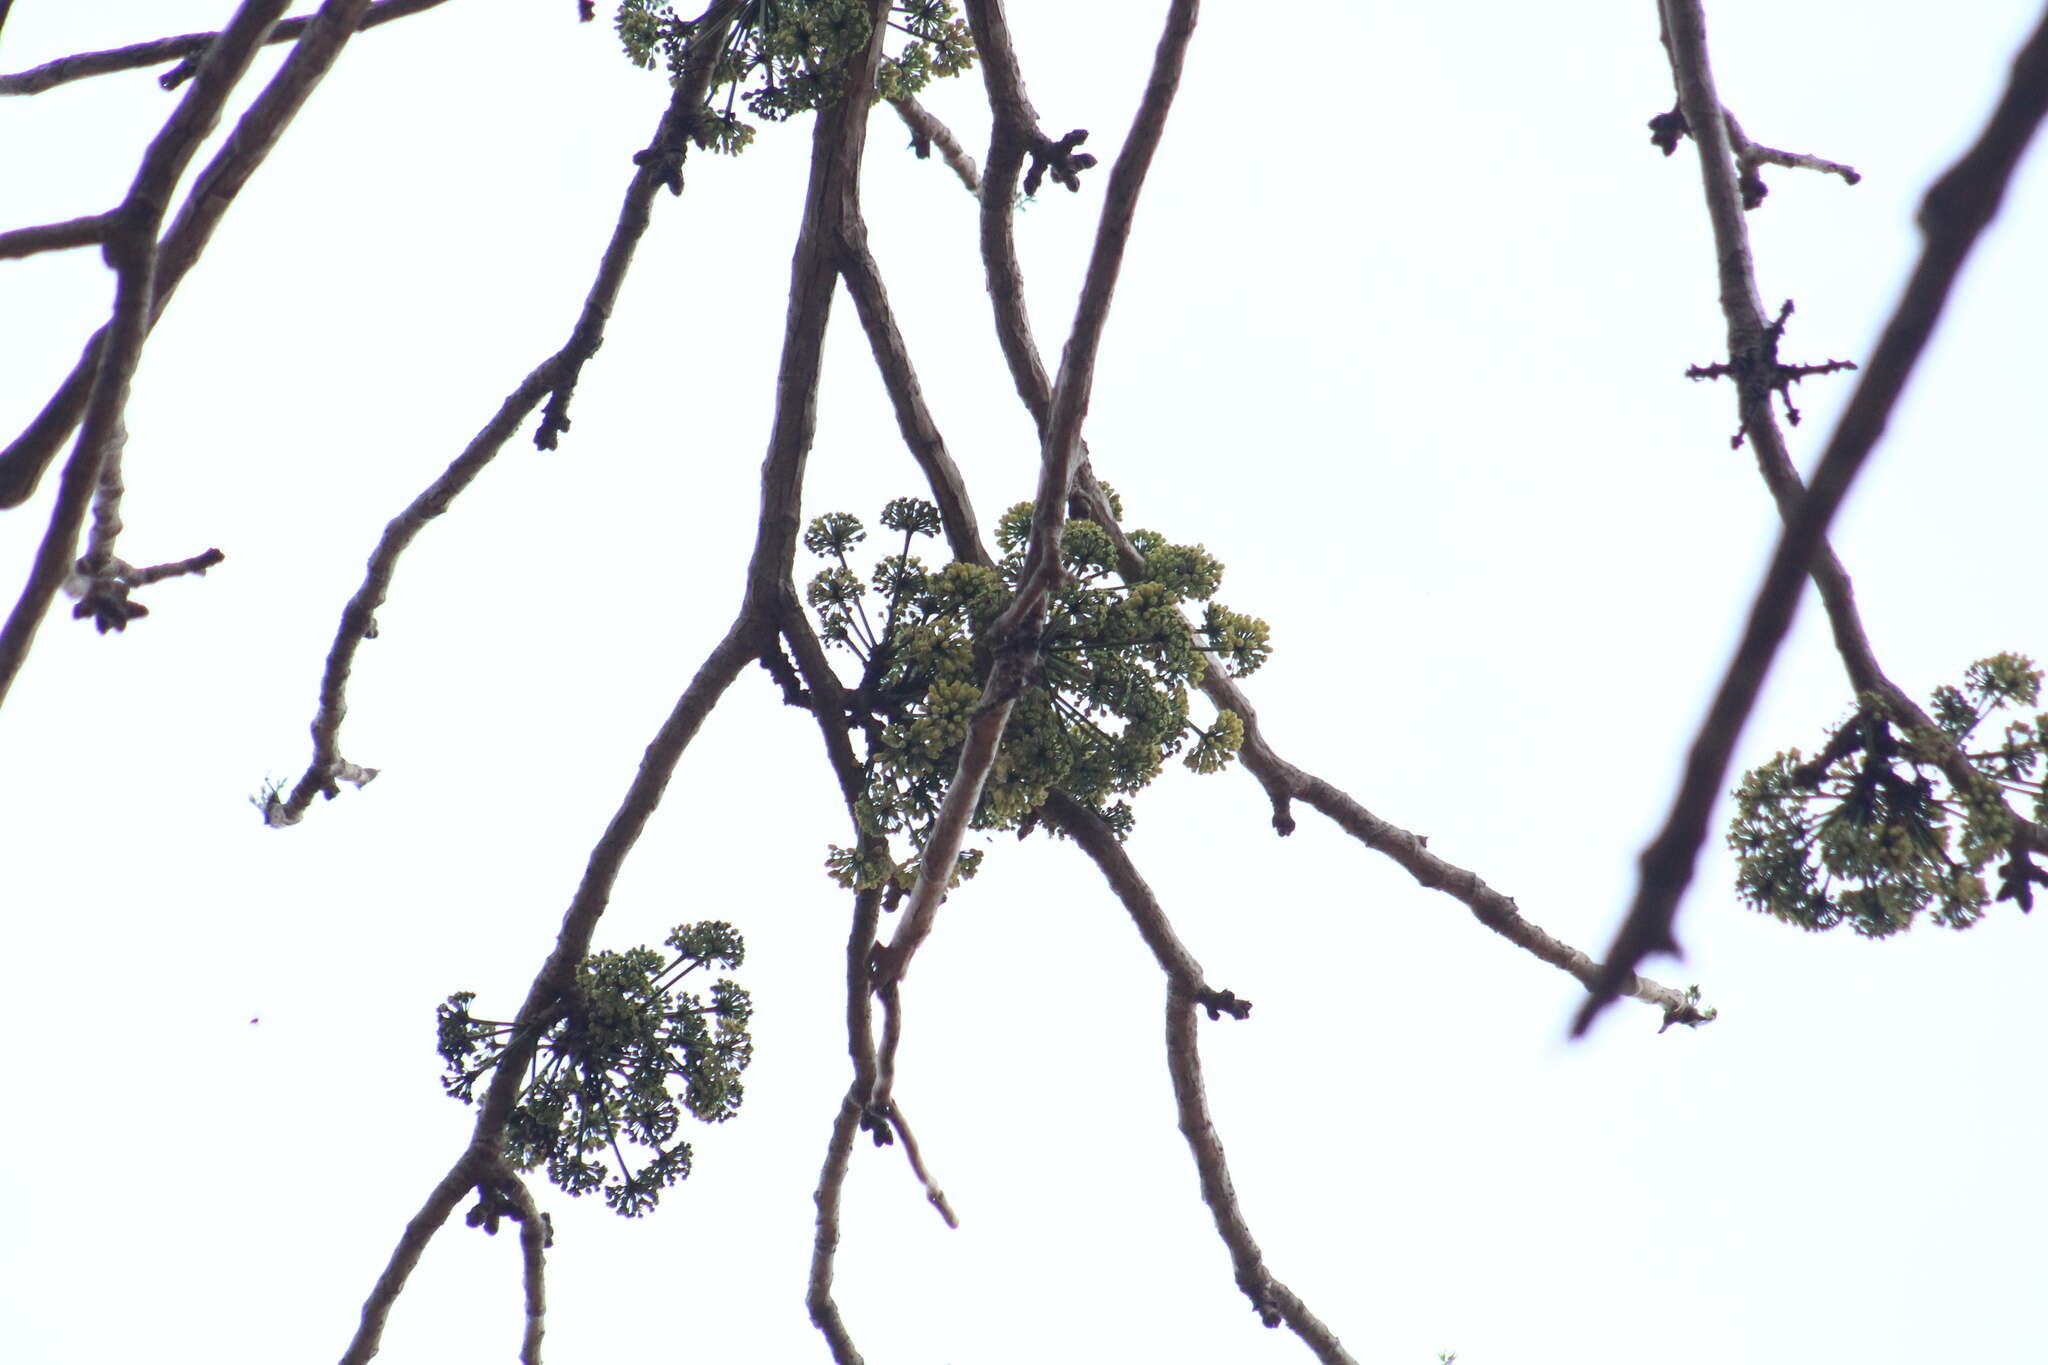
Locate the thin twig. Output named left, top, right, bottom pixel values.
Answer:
left=496, top=1168, right=552, bottom=1365
left=0, top=0, right=454, bottom=96
left=0, top=0, right=289, bottom=710
left=66, top=546, right=226, bottom=634
left=538, top=3, right=741, bottom=447
left=1040, top=792, right=1225, bottom=1000
left=1050, top=788, right=1359, bottom=1349
left=836, top=234, right=989, bottom=565
left=888, top=94, right=981, bottom=195
left=1724, top=108, right=1861, bottom=206
left=1166, top=982, right=1356, bottom=1361
left=0, top=212, right=114, bottom=259
left=781, top=600, right=963, bottom=1227
left=882, top=1101, right=958, bottom=1227
left=1582, top=0, right=2048, bottom=1034
left=871, top=0, right=1202, bottom=993
left=123, top=546, right=227, bottom=586
left=808, top=887, right=884, bottom=1365
left=265, top=18, right=736, bottom=825
left=261, top=361, right=556, bottom=825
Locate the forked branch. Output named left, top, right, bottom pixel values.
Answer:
left=0, top=0, right=290, bottom=710
left=1584, top=0, right=2048, bottom=1033
left=265, top=16, right=735, bottom=824
left=339, top=613, right=763, bottom=1363
left=0, top=0, right=456, bottom=96
left=1049, top=792, right=1348, bottom=1351
left=940, top=1, right=1706, bottom=1026
left=870, top=0, right=1202, bottom=994
left=1, top=0, right=395, bottom=509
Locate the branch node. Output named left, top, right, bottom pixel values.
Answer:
left=1023, top=128, right=1096, bottom=196
left=1195, top=986, right=1252, bottom=1021
left=1647, top=103, right=1862, bottom=207
left=64, top=547, right=226, bottom=633
left=1683, top=300, right=1858, bottom=446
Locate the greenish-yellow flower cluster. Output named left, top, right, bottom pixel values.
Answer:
left=616, top=0, right=976, bottom=154
left=807, top=496, right=1269, bottom=891
left=1729, top=653, right=2047, bottom=935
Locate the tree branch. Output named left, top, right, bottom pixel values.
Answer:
left=880, top=1100, right=958, bottom=1228
left=871, top=0, right=1202, bottom=993
left=0, top=0, right=455, bottom=97
left=1166, top=982, right=1356, bottom=1361
left=0, top=211, right=114, bottom=259
left=888, top=94, right=981, bottom=195
left=807, top=1092, right=870, bottom=1365
left=836, top=232, right=989, bottom=565
left=1582, top=0, right=2048, bottom=1034
left=537, top=5, right=740, bottom=448
left=807, top=887, right=884, bottom=1365
left=261, top=360, right=557, bottom=825
left=263, top=18, right=737, bottom=824
left=341, top=1151, right=487, bottom=1365
left=0, top=0, right=289, bottom=711
left=497, top=1168, right=552, bottom=1365
left=2, top=0, right=404, bottom=508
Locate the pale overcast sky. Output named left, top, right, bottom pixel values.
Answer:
left=3, top=4, right=2045, bottom=1363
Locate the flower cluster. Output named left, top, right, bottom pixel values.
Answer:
left=436, top=922, right=752, bottom=1216
left=806, top=495, right=1268, bottom=891
left=616, top=0, right=975, bottom=153
left=1729, top=654, right=2047, bottom=935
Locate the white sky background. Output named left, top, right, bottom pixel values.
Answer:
left=2, top=2, right=2044, bottom=1362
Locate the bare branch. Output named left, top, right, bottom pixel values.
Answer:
left=1583, top=0, right=2048, bottom=1034
left=872, top=0, right=1202, bottom=993
left=0, top=0, right=289, bottom=710
left=537, top=7, right=740, bottom=448
left=0, top=0, right=455, bottom=97
left=1166, top=982, right=1356, bottom=1360
left=265, top=18, right=737, bottom=824
left=1724, top=108, right=1861, bottom=204
left=807, top=1093, right=870, bottom=1365
left=888, top=94, right=981, bottom=195
left=1076, top=471, right=1712, bottom=1028
left=808, top=888, right=884, bottom=1365
left=67, top=547, right=226, bottom=634
left=121, top=546, right=227, bottom=587
left=881, top=1101, right=958, bottom=1228
left=836, top=234, right=989, bottom=564
left=1041, top=792, right=1224, bottom=1000
left=3, top=0, right=399, bottom=508
left=739, top=2, right=892, bottom=603
left=341, top=1152, right=486, bottom=1365
left=261, top=360, right=557, bottom=825
left=496, top=1169, right=552, bottom=1365
left=0, top=212, right=114, bottom=259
